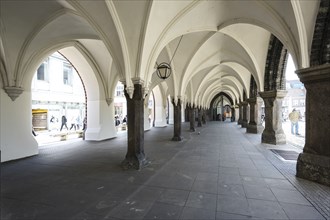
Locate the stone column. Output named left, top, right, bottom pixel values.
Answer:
left=237, top=103, right=243, bottom=125
left=259, top=90, right=287, bottom=145
left=296, top=64, right=330, bottom=186
left=185, top=105, right=189, bottom=122
left=230, top=107, right=235, bottom=122
left=172, top=98, right=182, bottom=141
left=189, top=105, right=196, bottom=132
left=241, top=101, right=248, bottom=128
left=122, top=84, right=149, bottom=170
left=247, top=97, right=264, bottom=133
left=197, top=107, right=202, bottom=127
left=202, top=108, right=206, bottom=124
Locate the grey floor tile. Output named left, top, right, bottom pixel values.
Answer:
left=216, top=211, right=260, bottom=219
left=243, top=185, right=277, bottom=201
left=239, top=168, right=261, bottom=177
left=218, top=183, right=246, bottom=197
left=192, top=179, right=218, bottom=194
left=217, top=195, right=250, bottom=216
left=241, top=176, right=267, bottom=186
left=143, top=202, right=183, bottom=220
left=185, top=191, right=217, bottom=211
left=264, top=178, right=296, bottom=190
left=258, top=169, right=285, bottom=179
left=180, top=206, right=216, bottom=220
left=248, top=199, right=288, bottom=219
left=127, top=186, right=164, bottom=202
left=85, top=195, right=124, bottom=216
left=156, top=189, right=189, bottom=206
left=105, top=199, right=153, bottom=219
left=280, top=202, right=325, bottom=219
left=271, top=188, right=312, bottom=205
left=219, top=167, right=240, bottom=175
left=196, top=172, right=218, bottom=182
left=219, top=174, right=242, bottom=185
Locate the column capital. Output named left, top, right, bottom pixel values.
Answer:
left=296, top=64, right=330, bottom=84
left=259, top=90, right=287, bottom=99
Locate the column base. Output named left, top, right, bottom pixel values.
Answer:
left=172, top=136, right=183, bottom=141
left=247, top=124, right=264, bottom=134
left=190, top=128, right=196, bottom=132
left=237, top=119, right=242, bottom=125
left=296, top=152, right=330, bottom=186
left=261, top=131, right=286, bottom=145
left=242, top=121, right=248, bottom=128
left=121, top=156, right=150, bottom=170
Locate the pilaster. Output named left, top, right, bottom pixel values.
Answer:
left=189, top=105, right=195, bottom=132
left=296, top=64, right=330, bottom=186
left=172, top=98, right=182, bottom=141
left=259, top=90, right=287, bottom=145
left=197, top=107, right=202, bottom=127
left=247, top=97, right=264, bottom=133
left=237, top=103, right=243, bottom=125
left=241, top=101, right=248, bottom=128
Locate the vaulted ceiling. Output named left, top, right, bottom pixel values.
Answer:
left=0, top=0, right=320, bottom=107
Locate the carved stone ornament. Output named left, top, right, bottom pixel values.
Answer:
left=4, top=86, right=24, bottom=101
left=126, top=86, right=134, bottom=99
left=106, top=98, right=113, bottom=106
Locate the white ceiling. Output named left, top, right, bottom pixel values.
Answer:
left=0, top=0, right=320, bottom=107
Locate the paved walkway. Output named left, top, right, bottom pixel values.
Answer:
left=2, top=122, right=329, bottom=220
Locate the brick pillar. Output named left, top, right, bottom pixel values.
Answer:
left=247, top=97, right=264, bottom=133
left=172, top=98, right=182, bottom=141
left=296, top=64, right=330, bottom=186
left=122, top=84, right=149, bottom=170
left=259, top=90, right=287, bottom=145
left=237, top=103, right=243, bottom=125
left=241, top=101, right=248, bottom=128
left=197, top=107, right=202, bottom=127
left=189, top=105, right=195, bottom=132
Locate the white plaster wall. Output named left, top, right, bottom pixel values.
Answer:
left=235, top=107, right=239, bottom=122
left=168, top=101, right=174, bottom=125
left=154, top=105, right=167, bottom=127
left=153, top=86, right=167, bottom=127
left=1, top=90, right=38, bottom=162
left=84, top=100, right=116, bottom=140
left=144, top=104, right=151, bottom=131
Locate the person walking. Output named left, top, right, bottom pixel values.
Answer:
left=60, top=115, right=68, bottom=131
left=289, top=108, right=300, bottom=135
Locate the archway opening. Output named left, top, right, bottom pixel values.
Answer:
left=283, top=54, right=306, bottom=149
left=31, top=52, right=86, bottom=146
left=114, top=81, right=127, bottom=132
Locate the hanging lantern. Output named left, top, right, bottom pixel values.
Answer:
left=156, top=62, right=172, bottom=80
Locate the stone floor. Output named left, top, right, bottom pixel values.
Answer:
left=1, top=121, right=329, bottom=220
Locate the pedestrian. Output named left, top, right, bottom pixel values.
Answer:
left=60, top=115, right=68, bottom=131
left=82, top=117, right=87, bottom=131
left=289, top=108, right=300, bottom=135
left=69, top=116, right=77, bottom=130
left=32, top=127, right=37, bottom=136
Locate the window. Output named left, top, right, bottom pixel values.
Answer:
left=299, top=99, right=305, bottom=106
left=36, top=61, right=48, bottom=81
left=292, top=99, right=299, bottom=106
left=63, top=63, right=73, bottom=86
left=115, top=83, right=124, bottom=97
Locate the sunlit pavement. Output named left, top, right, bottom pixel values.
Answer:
left=35, top=121, right=306, bottom=150
left=282, top=120, right=305, bottom=149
